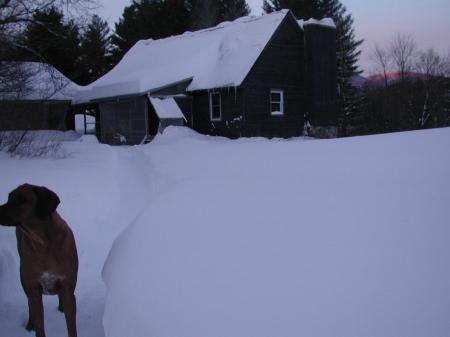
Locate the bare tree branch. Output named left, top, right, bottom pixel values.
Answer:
left=390, top=33, right=416, bottom=82
left=416, top=48, right=446, bottom=79
left=371, top=42, right=391, bottom=89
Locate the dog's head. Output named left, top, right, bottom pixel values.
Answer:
left=0, top=184, right=60, bottom=227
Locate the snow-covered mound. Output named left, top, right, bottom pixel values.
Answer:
left=0, top=134, right=151, bottom=336
left=103, top=127, right=450, bottom=337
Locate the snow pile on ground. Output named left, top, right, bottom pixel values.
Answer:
left=0, top=133, right=153, bottom=336
left=103, top=127, right=450, bottom=337
left=0, top=130, right=81, bottom=159
left=1, top=127, right=449, bottom=337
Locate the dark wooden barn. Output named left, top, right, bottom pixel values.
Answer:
left=0, top=62, right=79, bottom=132
left=76, top=10, right=337, bottom=145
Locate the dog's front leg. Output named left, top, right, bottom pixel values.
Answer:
left=26, top=302, right=35, bottom=331
left=28, top=292, right=46, bottom=337
left=60, top=290, right=77, bottom=337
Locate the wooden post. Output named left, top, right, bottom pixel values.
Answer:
left=84, top=113, right=87, bottom=135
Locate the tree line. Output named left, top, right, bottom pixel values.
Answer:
left=0, top=0, right=251, bottom=85
left=345, top=35, right=450, bottom=136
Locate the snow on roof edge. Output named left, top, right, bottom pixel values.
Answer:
left=149, top=96, right=186, bottom=120
left=298, top=17, right=336, bottom=29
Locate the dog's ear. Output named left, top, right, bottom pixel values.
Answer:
left=34, top=186, right=60, bottom=220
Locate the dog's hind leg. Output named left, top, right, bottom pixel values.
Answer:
left=28, top=293, right=46, bottom=337
left=58, top=293, right=64, bottom=312
left=60, top=290, right=77, bottom=337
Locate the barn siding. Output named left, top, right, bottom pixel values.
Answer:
left=0, top=101, right=71, bottom=131
left=191, top=88, right=244, bottom=139
left=241, top=13, right=305, bottom=138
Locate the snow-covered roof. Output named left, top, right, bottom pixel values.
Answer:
left=298, top=18, right=336, bottom=29
left=77, top=10, right=293, bottom=103
left=0, top=62, right=81, bottom=101
left=149, top=96, right=186, bottom=120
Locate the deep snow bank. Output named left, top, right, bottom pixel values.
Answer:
left=103, top=127, right=450, bottom=337
left=0, top=133, right=142, bottom=337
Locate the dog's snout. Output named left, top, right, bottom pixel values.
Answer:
left=0, top=203, right=16, bottom=227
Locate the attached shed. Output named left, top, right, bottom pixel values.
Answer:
left=76, top=10, right=338, bottom=144
left=0, top=62, right=80, bottom=131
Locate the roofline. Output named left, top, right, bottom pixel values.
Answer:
left=0, top=99, right=72, bottom=103
left=84, top=77, right=194, bottom=103
left=187, top=10, right=294, bottom=92
left=78, top=11, right=293, bottom=99
left=240, top=10, right=301, bottom=88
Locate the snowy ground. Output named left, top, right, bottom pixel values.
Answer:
left=1, top=127, right=450, bottom=337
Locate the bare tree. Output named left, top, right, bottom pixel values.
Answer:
left=416, top=48, right=446, bottom=79
left=390, top=33, right=416, bottom=82
left=414, top=48, right=449, bottom=128
left=371, top=42, right=391, bottom=89
left=0, top=0, right=95, bottom=96
left=444, top=50, right=450, bottom=77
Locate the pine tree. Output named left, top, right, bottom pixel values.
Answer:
left=263, top=0, right=364, bottom=136
left=190, top=0, right=250, bottom=30
left=263, top=0, right=320, bottom=18
left=111, top=0, right=190, bottom=63
left=20, top=6, right=81, bottom=83
left=79, top=15, right=112, bottom=85
left=189, top=0, right=220, bottom=30
left=218, top=0, right=251, bottom=22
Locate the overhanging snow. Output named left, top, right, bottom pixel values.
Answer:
left=149, top=96, right=186, bottom=121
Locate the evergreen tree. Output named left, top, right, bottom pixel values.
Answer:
left=263, top=0, right=364, bottom=136
left=20, top=6, right=82, bottom=83
left=218, top=0, right=251, bottom=22
left=190, top=0, right=250, bottom=30
left=79, top=15, right=112, bottom=85
left=189, top=0, right=220, bottom=30
left=263, top=0, right=320, bottom=18
left=111, top=0, right=190, bottom=63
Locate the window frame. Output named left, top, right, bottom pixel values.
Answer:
left=209, top=92, right=222, bottom=121
left=270, top=89, right=284, bottom=116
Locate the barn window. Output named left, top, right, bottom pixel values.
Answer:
left=270, top=89, right=284, bottom=116
left=209, top=92, right=222, bottom=121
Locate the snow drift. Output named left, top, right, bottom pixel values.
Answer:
left=102, top=127, right=450, bottom=337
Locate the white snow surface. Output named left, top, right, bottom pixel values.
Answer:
left=76, top=10, right=290, bottom=103
left=0, top=127, right=449, bottom=337
left=0, top=62, right=81, bottom=101
left=103, top=127, right=450, bottom=337
left=149, top=96, right=186, bottom=120
left=298, top=17, right=336, bottom=29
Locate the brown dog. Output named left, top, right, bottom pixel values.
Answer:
left=0, top=184, right=78, bottom=337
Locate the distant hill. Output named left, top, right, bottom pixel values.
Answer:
left=350, top=75, right=368, bottom=88
left=351, top=71, right=430, bottom=89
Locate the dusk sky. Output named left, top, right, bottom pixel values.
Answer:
left=98, top=0, right=450, bottom=74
